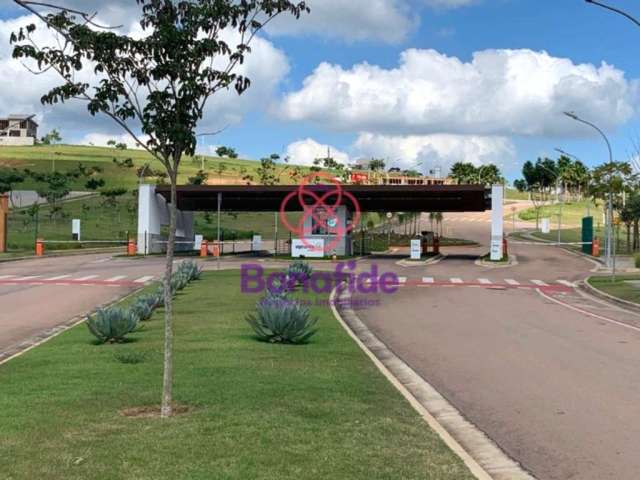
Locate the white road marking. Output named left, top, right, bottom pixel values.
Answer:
left=105, top=275, right=127, bottom=282
left=134, top=275, right=154, bottom=283
left=0, top=275, right=15, bottom=280
left=505, top=279, right=520, bottom=286
left=557, top=280, right=576, bottom=288
left=14, top=276, right=40, bottom=281
left=75, top=275, right=99, bottom=281
left=422, top=277, right=435, bottom=284
left=531, top=279, right=549, bottom=286
left=450, top=278, right=463, bottom=284
left=44, top=275, right=71, bottom=281
left=478, top=278, right=492, bottom=284
left=398, top=277, right=407, bottom=284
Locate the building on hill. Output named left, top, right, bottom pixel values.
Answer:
left=0, top=114, right=38, bottom=146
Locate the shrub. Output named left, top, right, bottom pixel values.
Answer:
left=246, top=294, right=318, bottom=344
left=178, top=260, right=203, bottom=281
left=87, top=307, right=139, bottom=344
left=287, top=260, right=313, bottom=285
left=131, top=298, right=155, bottom=321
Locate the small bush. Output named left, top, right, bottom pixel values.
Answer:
left=177, top=260, right=203, bottom=281
left=131, top=298, right=155, bottom=321
left=113, top=351, right=147, bottom=364
left=87, top=307, right=139, bottom=344
left=287, top=260, right=313, bottom=285
left=246, top=294, right=318, bottom=344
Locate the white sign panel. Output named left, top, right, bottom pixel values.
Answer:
left=194, top=234, right=203, bottom=251
left=72, top=219, right=81, bottom=241
left=541, top=218, right=550, bottom=234
left=490, top=185, right=504, bottom=261
left=252, top=235, right=262, bottom=251
left=292, top=239, right=325, bottom=258
left=410, top=239, right=422, bottom=260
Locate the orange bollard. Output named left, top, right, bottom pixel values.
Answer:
left=211, top=243, right=220, bottom=258
left=200, top=239, right=209, bottom=257
left=35, top=238, right=45, bottom=256
left=592, top=238, right=600, bottom=257
left=127, top=239, right=137, bottom=256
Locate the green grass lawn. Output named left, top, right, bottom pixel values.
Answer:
left=0, top=144, right=311, bottom=190
left=517, top=200, right=603, bottom=227
left=588, top=275, right=640, bottom=304
left=0, top=271, right=473, bottom=480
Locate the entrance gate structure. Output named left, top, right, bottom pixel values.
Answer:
left=137, top=184, right=503, bottom=259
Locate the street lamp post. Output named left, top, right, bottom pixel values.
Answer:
left=563, top=112, right=615, bottom=277
left=555, top=147, right=591, bottom=217
left=585, top=0, right=640, bottom=28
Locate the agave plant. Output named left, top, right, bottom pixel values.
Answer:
left=177, top=260, right=203, bottom=281
left=287, top=260, right=313, bottom=286
left=246, top=294, right=318, bottom=344
left=87, top=307, right=139, bottom=344
left=130, top=298, right=155, bottom=321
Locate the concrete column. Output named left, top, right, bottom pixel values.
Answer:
left=0, top=194, right=8, bottom=253
left=137, top=184, right=166, bottom=255
left=490, top=184, right=504, bottom=261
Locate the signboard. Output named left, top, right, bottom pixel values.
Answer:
left=490, top=237, right=502, bottom=260
left=194, top=234, right=203, bottom=251
left=541, top=218, right=550, bottom=234
left=72, top=219, right=81, bottom=241
left=292, top=239, right=324, bottom=258
left=410, top=239, right=421, bottom=260
left=252, top=235, right=262, bottom=251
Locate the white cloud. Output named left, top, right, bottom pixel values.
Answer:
left=285, top=138, right=350, bottom=166
left=353, top=133, right=517, bottom=174
left=267, top=0, right=417, bottom=44
left=80, top=132, right=149, bottom=149
left=423, top=0, right=477, bottom=8
left=280, top=48, right=638, bottom=138
left=0, top=14, right=289, bottom=142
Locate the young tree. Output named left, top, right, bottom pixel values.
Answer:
left=187, top=170, right=209, bottom=185
left=257, top=154, right=279, bottom=185
left=215, top=146, right=238, bottom=159
left=11, top=0, right=308, bottom=417
left=100, top=187, right=129, bottom=223
left=368, top=158, right=386, bottom=172
left=40, top=129, right=62, bottom=145
left=0, top=167, right=25, bottom=196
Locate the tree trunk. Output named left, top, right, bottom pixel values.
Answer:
left=161, top=170, right=178, bottom=418
left=627, top=224, right=631, bottom=254
left=634, top=220, right=639, bottom=252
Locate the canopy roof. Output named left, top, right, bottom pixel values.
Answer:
left=154, top=184, right=491, bottom=212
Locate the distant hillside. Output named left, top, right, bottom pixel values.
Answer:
left=0, top=144, right=306, bottom=190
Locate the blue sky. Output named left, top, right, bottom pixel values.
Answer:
left=1, top=0, right=639, bottom=180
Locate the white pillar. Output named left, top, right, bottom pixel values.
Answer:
left=490, top=184, right=504, bottom=261
left=137, top=184, right=167, bottom=255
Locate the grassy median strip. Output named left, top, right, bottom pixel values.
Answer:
left=588, top=275, right=640, bottom=305
left=0, top=270, right=473, bottom=480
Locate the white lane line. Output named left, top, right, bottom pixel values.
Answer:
left=14, top=276, right=41, bottom=281
left=75, top=275, right=99, bottom=281
left=105, top=275, right=127, bottom=282
left=531, top=279, right=549, bottom=286
left=44, top=274, right=71, bottom=281
left=505, top=279, right=520, bottom=286
left=134, top=275, right=154, bottom=284
left=557, top=280, right=575, bottom=287
left=478, top=278, right=492, bottom=285
left=398, top=277, right=407, bottom=284
left=422, top=277, right=435, bottom=284
left=450, top=278, right=463, bottom=284
left=0, top=275, right=15, bottom=280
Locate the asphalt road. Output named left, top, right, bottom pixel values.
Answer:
left=356, top=210, right=640, bottom=480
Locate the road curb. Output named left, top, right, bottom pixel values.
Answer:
left=0, top=247, right=123, bottom=264
left=475, top=254, right=518, bottom=268
left=396, top=254, right=446, bottom=267
left=329, top=287, right=536, bottom=480
left=579, top=279, right=640, bottom=314
left=0, top=286, right=147, bottom=367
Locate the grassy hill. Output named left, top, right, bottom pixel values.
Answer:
left=0, top=144, right=300, bottom=190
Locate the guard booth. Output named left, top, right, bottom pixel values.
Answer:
left=420, top=231, right=440, bottom=256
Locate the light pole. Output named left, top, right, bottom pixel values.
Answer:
left=564, top=111, right=614, bottom=276
left=585, top=0, right=640, bottom=28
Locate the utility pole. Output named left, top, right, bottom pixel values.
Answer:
left=564, top=112, right=615, bottom=278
